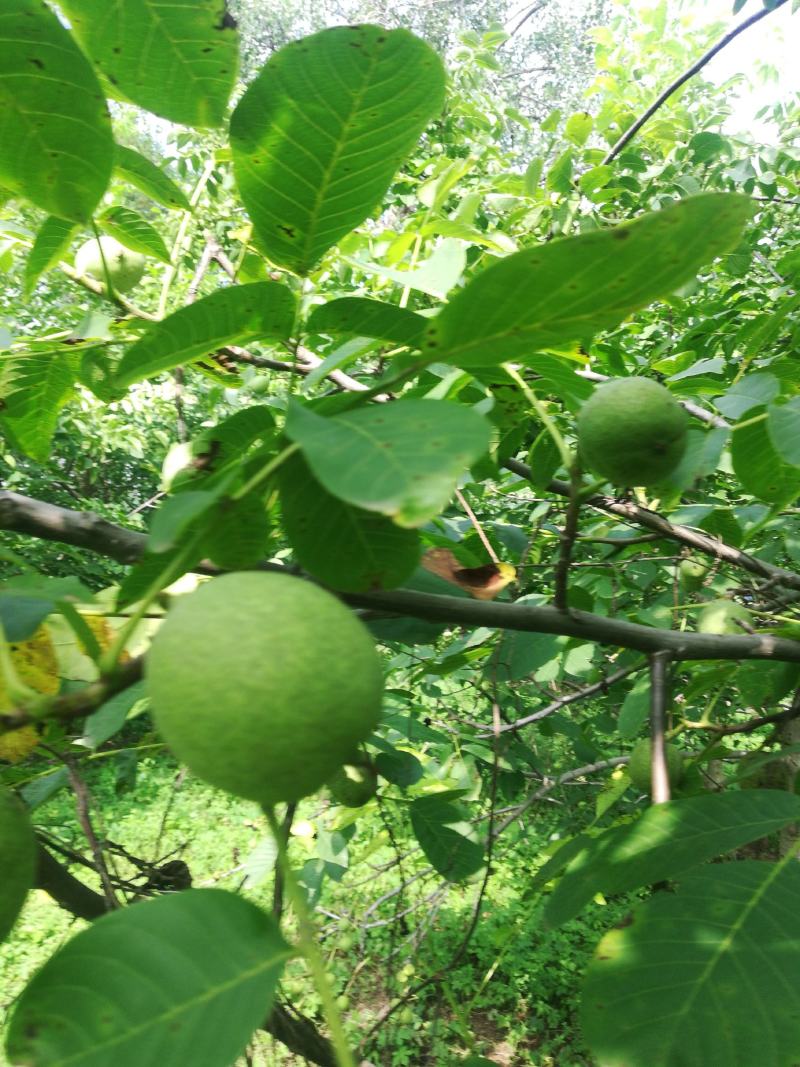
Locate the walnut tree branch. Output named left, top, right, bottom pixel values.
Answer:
left=602, top=0, right=789, bottom=165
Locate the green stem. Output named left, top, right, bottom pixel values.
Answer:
left=502, top=363, right=573, bottom=471
left=157, top=158, right=216, bottom=319
left=232, top=442, right=300, bottom=501
left=263, top=806, right=356, bottom=1067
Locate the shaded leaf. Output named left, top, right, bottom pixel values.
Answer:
left=0, top=351, right=80, bottom=461
left=581, top=862, right=800, bottom=1067
left=114, top=145, right=191, bottom=211
left=278, top=453, right=420, bottom=592
left=308, top=298, right=427, bottom=348
left=768, top=397, right=800, bottom=467
left=0, top=1, right=113, bottom=222
left=230, top=25, right=446, bottom=273
left=6, top=889, right=291, bottom=1067
left=731, top=407, right=800, bottom=505
left=115, top=282, right=295, bottom=387
left=285, top=398, right=492, bottom=527
left=99, top=206, right=171, bottom=264
left=24, top=217, right=77, bottom=294
left=59, top=0, right=238, bottom=128
left=426, top=194, right=752, bottom=366
left=545, top=790, right=800, bottom=927
left=410, top=794, right=485, bottom=882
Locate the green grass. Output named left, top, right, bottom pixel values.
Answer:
left=1, top=748, right=630, bottom=1065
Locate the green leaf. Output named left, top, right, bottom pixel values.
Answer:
left=545, top=790, right=800, bottom=927
left=410, top=794, right=485, bottom=882
left=230, top=25, right=446, bottom=273
left=114, top=145, right=192, bottom=211
left=59, top=0, right=238, bottom=129
left=768, top=397, right=800, bottom=467
left=426, top=194, right=752, bottom=367
left=202, top=496, right=272, bottom=571
left=731, top=407, right=800, bottom=505
left=546, top=148, right=574, bottom=194
left=115, top=282, right=296, bottom=387
left=0, top=351, right=80, bottom=461
left=80, top=681, right=146, bottom=749
left=24, top=217, right=77, bottom=294
left=348, top=240, right=467, bottom=299
left=308, top=298, right=427, bottom=348
left=564, top=112, right=593, bottom=147
left=6, top=889, right=291, bottom=1067
left=617, top=675, right=650, bottom=739
left=581, top=862, right=800, bottom=1067
left=148, top=492, right=218, bottom=553
left=99, top=206, right=171, bottom=264
left=285, top=398, right=492, bottom=527
left=279, top=453, right=420, bottom=592
left=0, top=1, right=113, bottom=222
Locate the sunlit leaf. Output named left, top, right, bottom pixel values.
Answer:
left=230, top=25, right=446, bottom=273
left=115, top=283, right=295, bottom=387
left=6, top=889, right=291, bottom=1067
left=59, top=0, right=239, bottom=128
left=285, top=398, right=492, bottom=527
left=0, top=1, right=113, bottom=221
left=545, top=790, right=800, bottom=927
left=99, top=206, right=171, bottom=264
left=426, top=194, right=752, bottom=366
left=582, top=862, right=800, bottom=1067
left=114, top=145, right=192, bottom=211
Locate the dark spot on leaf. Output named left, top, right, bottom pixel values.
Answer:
left=112, top=46, right=121, bottom=54
left=612, top=229, right=630, bottom=240
left=202, top=46, right=213, bottom=53
left=278, top=225, right=296, bottom=238
left=29, top=57, right=44, bottom=69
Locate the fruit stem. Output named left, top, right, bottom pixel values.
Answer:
left=263, top=805, right=357, bottom=1067
left=502, top=363, right=573, bottom=472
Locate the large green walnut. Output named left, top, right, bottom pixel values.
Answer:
left=576, top=378, right=688, bottom=487
left=145, top=573, right=384, bottom=806
left=74, top=236, right=146, bottom=292
left=697, top=598, right=753, bottom=635
left=0, top=785, right=36, bottom=944
left=327, top=761, right=378, bottom=807
left=628, top=739, right=685, bottom=793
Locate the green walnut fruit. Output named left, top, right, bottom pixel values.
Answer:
left=74, top=236, right=146, bottom=292
left=679, top=557, right=709, bottom=591
left=0, top=785, right=36, bottom=944
left=697, top=598, right=753, bottom=635
left=577, top=378, right=688, bottom=487
left=146, top=572, right=384, bottom=807
left=327, top=761, right=378, bottom=808
left=628, top=738, right=684, bottom=793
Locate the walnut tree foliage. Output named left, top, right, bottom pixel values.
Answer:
left=1, top=1, right=800, bottom=1065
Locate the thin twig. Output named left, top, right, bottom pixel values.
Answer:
left=482, top=661, right=643, bottom=736
left=55, top=749, right=119, bottom=910
left=602, top=1, right=789, bottom=165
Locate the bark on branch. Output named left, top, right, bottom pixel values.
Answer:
left=4, top=490, right=800, bottom=670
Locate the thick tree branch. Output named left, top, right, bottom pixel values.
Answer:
left=4, top=492, right=800, bottom=677
left=602, top=0, right=789, bottom=165
left=0, top=491, right=146, bottom=563
left=350, top=587, right=800, bottom=662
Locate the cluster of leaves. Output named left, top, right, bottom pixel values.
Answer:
left=2, top=0, right=800, bottom=1065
